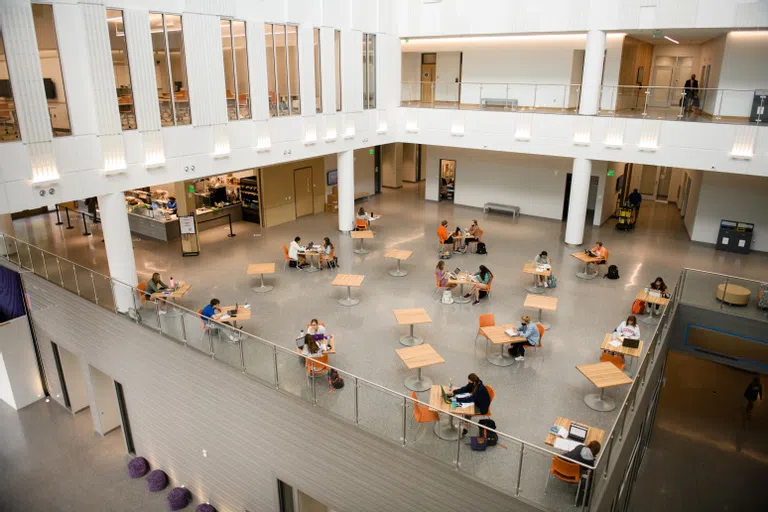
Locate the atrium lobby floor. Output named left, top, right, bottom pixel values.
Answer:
left=8, top=184, right=768, bottom=507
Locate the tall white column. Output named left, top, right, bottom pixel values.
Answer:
left=565, top=158, right=592, bottom=246
left=579, top=30, right=606, bottom=116
left=337, top=150, right=355, bottom=232
left=97, top=192, right=138, bottom=313
left=0, top=214, right=16, bottom=257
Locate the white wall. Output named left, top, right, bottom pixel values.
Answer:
left=716, top=31, right=768, bottom=117
left=402, top=143, right=417, bottom=182
left=699, top=35, right=726, bottom=114
left=682, top=169, right=703, bottom=237
left=401, top=52, right=421, bottom=101
left=58, top=345, right=89, bottom=413
left=323, top=147, right=375, bottom=197
left=381, top=143, right=403, bottom=187
left=435, top=51, right=461, bottom=102
left=87, top=364, right=121, bottom=435
left=0, top=316, right=44, bottom=410
left=690, top=171, right=768, bottom=252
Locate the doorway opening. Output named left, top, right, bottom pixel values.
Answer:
left=420, top=53, right=436, bottom=105
left=51, top=342, right=71, bottom=410
left=639, top=165, right=674, bottom=203
left=562, top=174, right=599, bottom=224
left=293, top=167, right=314, bottom=218
left=114, top=381, right=135, bottom=455
left=278, top=479, right=334, bottom=512
left=374, top=146, right=381, bottom=194
left=438, top=159, right=455, bottom=201
left=650, top=55, right=694, bottom=107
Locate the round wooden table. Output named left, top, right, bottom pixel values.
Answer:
left=716, top=283, right=750, bottom=306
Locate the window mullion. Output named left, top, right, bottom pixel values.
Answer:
left=162, top=14, right=176, bottom=125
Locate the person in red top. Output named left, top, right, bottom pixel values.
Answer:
left=437, top=220, right=454, bottom=246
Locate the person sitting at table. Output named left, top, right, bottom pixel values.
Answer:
left=435, top=261, right=457, bottom=289
left=307, top=318, right=327, bottom=335
left=508, top=315, right=540, bottom=361
left=614, top=315, right=640, bottom=339
left=319, top=237, right=334, bottom=269
left=301, top=335, right=325, bottom=358
left=562, top=440, right=601, bottom=468
left=288, top=236, right=308, bottom=267
left=146, top=272, right=168, bottom=313
left=464, top=219, right=482, bottom=252
left=447, top=373, right=491, bottom=437
left=452, top=226, right=467, bottom=252
left=534, top=250, right=551, bottom=287
left=464, top=265, right=493, bottom=305
left=437, top=220, right=454, bottom=248
left=589, top=241, right=608, bottom=263
left=166, top=196, right=178, bottom=215
left=649, top=276, right=669, bottom=312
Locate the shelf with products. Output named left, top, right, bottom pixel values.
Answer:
left=239, top=176, right=261, bottom=225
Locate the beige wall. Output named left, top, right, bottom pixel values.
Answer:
left=381, top=143, right=403, bottom=188
left=261, top=157, right=325, bottom=228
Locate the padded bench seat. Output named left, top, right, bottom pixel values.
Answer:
left=716, top=283, right=750, bottom=306
left=483, top=203, right=520, bottom=218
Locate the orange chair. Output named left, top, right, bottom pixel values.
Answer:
left=474, top=313, right=495, bottom=350
left=482, top=275, right=495, bottom=300
left=137, top=282, right=149, bottom=307
left=433, top=273, right=451, bottom=301
left=355, top=218, right=369, bottom=231
left=601, top=352, right=625, bottom=371
left=305, top=354, right=329, bottom=380
left=544, top=457, right=585, bottom=505
left=479, top=385, right=495, bottom=417
left=523, top=323, right=545, bottom=356
left=409, top=391, right=439, bottom=441
left=282, top=245, right=297, bottom=271
left=320, top=248, right=335, bottom=270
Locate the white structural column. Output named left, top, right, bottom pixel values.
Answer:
left=337, top=150, right=355, bottom=232
left=0, top=214, right=16, bottom=256
left=565, top=158, right=592, bottom=246
left=97, top=193, right=138, bottom=313
left=579, top=30, right=606, bottom=116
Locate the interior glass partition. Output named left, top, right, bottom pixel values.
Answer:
left=106, top=9, right=136, bottom=130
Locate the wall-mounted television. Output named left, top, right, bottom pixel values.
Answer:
left=327, top=169, right=338, bottom=186
left=43, top=78, right=57, bottom=100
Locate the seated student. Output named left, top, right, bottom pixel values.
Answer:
left=301, top=335, right=326, bottom=358
left=562, top=440, right=601, bottom=469
left=508, top=315, right=540, bottom=361
left=288, top=236, right=308, bottom=267
left=201, top=298, right=235, bottom=339
left=435, top=261, right=457, bottom=289
left=306, top=318, right=327, bottom=335
left=534, top=250, right=551, bottom=287
left=649, top=276, right=669, bottom=312
left=146, top=272, right=168, bottom=313
left=614, top=315, right=640, bottom=339
left=464, top=265, right=492, bottom=305
left=447, top=373, right=491, bottom=437
left=356, top=207, right=373, bottom=221
left=437, top=220, right=454, bottom=247
left=588, top=241, right=608, bottom=263
left=440, top=178, right=448, bottom=199
left=452, top=226, right=467, bottom=252
left=319, top=237, right=334, bottom=268
left=445, top=180, right=455, bottom=198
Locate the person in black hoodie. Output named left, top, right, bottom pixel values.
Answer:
left=448, top=373, right=491, bottom=437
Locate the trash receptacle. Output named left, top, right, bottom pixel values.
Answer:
left=716, top=220, right=754, bottom=254
left=749, top=90, right=767, bottom=123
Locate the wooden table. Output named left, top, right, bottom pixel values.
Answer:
left=448, top=272, right=476, bottom=304
left=601, top=332, right=644, bottom=372
left=296, top=335, right=337, bottom=356
left=545, top=416, right=606, bottom=448
left=351, top=230, right=374, bottom=254
left=576, top=362, right=633, bottom=412
left=393, top=308, right=432, bottom=346
left=524, top=294, right=558, bottom=330
left=395, top=344, right=444, bottom=392
left=635, top=289, right=671, bottom=324
left=151, top=283, right=191, bottom=317
left=384, top=249, right=413, bottom=277
left=332, top=274, right=365, bottom=307
left=480, top=324, right=526, bottom=366
left=571, top=252, right=601, bottom=280
left=247, top=263, right=276, bottom=293
left=429, top=385, right=475, bottom=440
left=212, top=304, right=251, bottom=341
left=523, top=262, right=552, bottom=294
left=299, top=247, right=323, bottom=273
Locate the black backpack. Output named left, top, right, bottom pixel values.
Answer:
left=476, top=242, right=487, bottom=255
left=478, top=419, right=498, bottom=446
left=605, top=265, right=619, bottom=280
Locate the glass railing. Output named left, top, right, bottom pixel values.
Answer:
left=401, top=81, right=766, bottom=125
left=1, top=231, right=686, bottom=511
left=678, top=268, right=767, bottom=323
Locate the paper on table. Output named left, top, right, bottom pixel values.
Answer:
left=554, top=438, right=581, bottom=452
left=458, top=402, right=474, bottom=409
left=455, top=393, right=471, bottom=399
left=219, top=314, right=231, bottom=321
left=505, top=329, right=519, bottom=337
left=608, top=340, right=622, bottom=347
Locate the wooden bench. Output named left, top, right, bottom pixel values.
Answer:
left=483, top=203, right=520, bottom=218
left=354, top=192, right=371, bottom=202
left=480, top=98, right=518, bottom=109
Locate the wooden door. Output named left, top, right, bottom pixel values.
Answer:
left=421, top=63, right=435, bottom=104
left=294, top=167, right=314, bottom=217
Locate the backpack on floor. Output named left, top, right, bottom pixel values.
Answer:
left=470, top=435, right=487, bottom=451
left=441, top=290, right=455, bottom=305
left=327, top=256, right=338, bottom=269
left=605, top=265, right=620, bottom=280
left=478, top=419, right=498, bottom=446
left=439, top=250, right=452, bottom=260
left=631, top=299, right=645, bottom=315
left=547, top=274, right=557, bottom=289
left=328, top=369, right=344, bottom=390
left=476, top=242, right=487, bottom=255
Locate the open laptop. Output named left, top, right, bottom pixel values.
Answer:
left=440, top=385, right=452, bottom=404
left=622, top=337, right=640, bottom=349
left=568, top=423, right=588, bottom=442
left=228, top=303, right=238, bottom=318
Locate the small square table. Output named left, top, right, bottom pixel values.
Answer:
left=448, top=272, right=476, bottom=304
left=247, top=263, right=276, bottom=293
left=212, top=304, right=251, bottom=341
left=151, top=283, right=191, bottom=318
left=351, top=230, right=374, bottom=254
left=635, top=289, right=670, bottom=325
left=523, top=262, right=552, bottom=294
left=545, top=416, right=606, bottom=448
left=298, top=246, right=323, bottom=273
left=393, top=308, right=432, bottom=346
left=385, top=249, right=413, bottom=277
left=332, top=274, right=365, bottom=307
left=429, top=385, right=475, bottom=440
left=601, top=333, right=644, bottom=372
left=571, top=252, right=601, bottom=280
left=524, top=294, right=558, bottom=330
left=395, top=344, right=444, bottom=392
left=480, top=324, right=526, bottom=366
left=576, top=362, right=633, bottom=412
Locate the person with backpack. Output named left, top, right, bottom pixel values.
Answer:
left=447, top=373, right=491, bottom=437
left=464, top=265, right=492, bottom=305
left=589, top=241, right=608, bottom=264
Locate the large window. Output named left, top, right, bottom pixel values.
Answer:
left=334, top=30, right=342, bottom=112
left=106, top=10, right=136, bottom=130
left=221, top=19, right=250, bottom=121
left=32, top=3, right=71, bottom=137
left=149, top=13, right=190, bottom=126
left=0, top=30, right=20, bottom=142
left=313, top=28, right=322, bottom=114
left=264, top=23, right=300, bottom=117
left=362, top=33, right=376, bottom=109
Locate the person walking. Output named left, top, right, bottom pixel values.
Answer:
left=683, top=74, right=699, bottom=113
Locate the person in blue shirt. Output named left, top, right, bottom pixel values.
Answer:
left=201, top=298, right=221, bottom=326
left=166, top=196, right=178, bottom=215
left=509, top=315, right=540, bottom=361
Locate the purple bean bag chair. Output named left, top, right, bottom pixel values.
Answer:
left=146, top=469, right=169, bottom=492
left=127, top=457, right=149, bottom=478
left=196, top=505, right=216, bottom=512
left=167, top=487, right=192, bottom=510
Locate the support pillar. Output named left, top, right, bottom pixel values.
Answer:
left=0, top=214, right=16, bottom=257
left=565, top=158, right=592, bottom=246
left=97, top=192, right=138, bottom=313
left=579, top=30, right=606, bottom=116
left=337, top=150, right=355, bottom=233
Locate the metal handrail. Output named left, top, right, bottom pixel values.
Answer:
left=401, top=81, right=761, bottom=93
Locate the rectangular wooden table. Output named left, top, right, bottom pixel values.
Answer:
left=545, top=416, right=606, bottom=449
left=429, top=384, right=475, bottom=441
left=635, top=289, right=671, bottom=324
left=151, top=283, right=191, bottom=317
left=332, top=274, right=365, bottom=307
left=524, top=294, right=558, bottom=330
left=393, top=308, right=432, bottom=346
left=211, top=304, right=250, bottom=341
left=480, top=324, right=526, bottom=367
left=296, top=335, right=337, bottom=355
left=384, top=249, right=413, bottom=277
left=600, top=333, right=644, bottom=359
left=298, top=246, right=324, bottom=273
left=247, top=263, right=276, bottom=293
left=351, top=230, right=374, bottom=254
left=576, top=362, right=633, bottom=412
left=396, top=344, right=444, bottom=392
left=570, top=252, right=601, bottom=280
left=523, top=262, right=552, bottom=293
left=448, top=272, right=476, bottom=304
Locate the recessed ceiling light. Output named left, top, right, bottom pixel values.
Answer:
left=664, top=36, right=680, bottom=44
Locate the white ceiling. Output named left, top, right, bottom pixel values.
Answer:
left=624, top=29, right=727, bottom=45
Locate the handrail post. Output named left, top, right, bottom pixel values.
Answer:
left=721, top=276, right=729, bottom=312
left=311, top=365, right=317, bottom=405
left=154, top=300, right=162, bottom=332
left=532, top=85, right=537, bottom=111
left=561, top=84, right=567, bottom=111
left=26, top=243, right=35, bottom=273
left=401, top=397, right=407, bottom=446
left=678, top=91, right=686, bottom=119
left=603, top=434, right=614, bottom=479
left=238, top=336, right=245, bottom=371
left=1, top=235, right=8, bottom=260
left=642, top=89, right=650, bottom=117
left=180, top=309, right=188, bottom=345
left=56, top=258, right=64, bottom=286
left=90, top=272, right=98, bottom=305
left=515, top=443, right=525, bottom=496
left=505, top=84, right=509, bottom=110
left=617, top=402, right=629, bottom=442
left=41, top=251, right=49, bottom=279
left=715, top=90, right=724, bottom=119
left=81, top=213, right=91, bottom=237
left=272, top=345, right=279, bottom=388
left=479, top=84, right=483, bottom=109
left=208, top=324, right=215, bottom=357
left=455, top=421, right=462, bottom=467
left=354, top=377, right=359, bottom=424
left=13, top=239, right=20, bottom=267
left=55, top=205, right=64, bottom=225
left=72, top=265, right=81, bottom=296
left=431, top=82, right=435, bottom=108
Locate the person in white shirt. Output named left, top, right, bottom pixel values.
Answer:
left=307, top=319, right=327, bottom=335
left=614, top=315, right=640, bottom=339
left=288, top=236, right=307, bottom=266
left=534, top=250, right=551, bottom=287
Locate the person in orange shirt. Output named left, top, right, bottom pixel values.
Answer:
left=437, top=220, right=454, bottom=246
left=590, top=241, right=608, bottom=263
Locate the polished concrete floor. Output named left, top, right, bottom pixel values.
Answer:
left=628, top=352, right=767, bottom=511
left=0, top=399, right=200, bottom=511
left=7, top=184, right=768, bottom=509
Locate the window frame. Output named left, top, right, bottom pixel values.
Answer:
left=150, top=11, right=191, bottom=127
left=362, top=32, right=376, bottom=110
left=105, top=8, right=136, bottom=130
left=221, top=18, right=251, bottom=121
left=32, top=2, right=72, bottom=137
left=0, top=29, right=21, bottom=142
left=313, top=27, right=322, bottom=114
left=265, top=22, right=300, bottom=117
